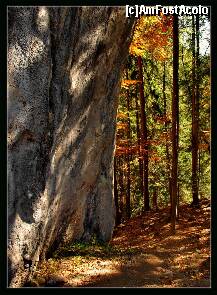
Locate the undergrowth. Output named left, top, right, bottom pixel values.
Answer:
left=52, top=238, right=138, bottom=259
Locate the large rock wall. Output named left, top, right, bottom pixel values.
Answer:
left=8, top=6, right=135, bottom=287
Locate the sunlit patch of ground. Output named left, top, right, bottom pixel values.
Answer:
left=29, top=198, right=210, bottom=288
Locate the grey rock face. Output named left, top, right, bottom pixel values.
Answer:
left=8, top=7, right=135, bottom=287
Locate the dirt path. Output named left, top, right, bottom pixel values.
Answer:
left=30, top=199, right=210, bottom=288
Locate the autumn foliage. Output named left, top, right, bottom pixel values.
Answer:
left=129, top=15, right=173, bottom=60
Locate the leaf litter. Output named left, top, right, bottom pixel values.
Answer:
left=29, top=198, right=210, bottom=288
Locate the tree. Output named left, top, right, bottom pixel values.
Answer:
left=135, top=90, right=144, bottom=203
left=114, top=157, right=121, bottom=225
left=125, top=68, right=132, bottom=219
left=170, top=14, right=179, bottom=234
left=128, top=15, right=173, bottom=212
left=8, top=7, right=135, bottom=287
left=162, top=61, right=172, bottom=206
left=114, top=14, right=209, bottom=223
left=191, top=15, right=200, bottom=206
left=137, top=56, right=150, bottom=211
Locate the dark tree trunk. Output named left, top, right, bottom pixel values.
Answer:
left=125, top=156, right=131, bottom=220
left=196, top=15, right=201, bottom=193
left=163, top=62, right=172, bottom=206
left=135, top=92, right=144, bottom=200
left=125, top=69, right=131, bottom=219
left=170, top=14, right=179, bottom=234
left=191, top=15, right=200, bottom=206
left=177, top=183, right=180, bottom=221
left=114, top=157, right=121, bottom=226
left=8, top=7, right=135, bottom=287
left=137, top=56, right=150, bottom=212
left=118, top=156, right=125, bottom=221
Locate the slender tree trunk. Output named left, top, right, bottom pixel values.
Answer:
left=114, top=157, right=121, bottom=226
left=125, top=70, right=131, bottom=219
left=176, top=57, right=180, bottom=219
left=177, top=183, right=180, bottom=221
left=163, top=62, right=172, bottom=206
left=196, top=16, right=201, bottom=195
left=191, top=15, right=200, bottom=206
left=118, top=156, right=125, bottom=221
left=196, top=15, right=200, bottom=199
left=126, top=158, right=131, bottom=219
left=137, top=56, right=150, bottom=211
left=8, top=7, right=135, bottom=286
left=135, top=92, right=144, bottom=200
left=170, top=14, right=179, bottom=234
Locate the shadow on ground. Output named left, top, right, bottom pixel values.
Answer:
left=29, top=199, right=210, bottom=288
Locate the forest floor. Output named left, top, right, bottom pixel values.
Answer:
left=29, top=198, right=211, bottom=288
